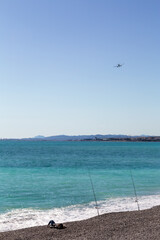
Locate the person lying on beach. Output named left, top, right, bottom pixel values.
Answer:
left=48, top=220, right=66, bottom=229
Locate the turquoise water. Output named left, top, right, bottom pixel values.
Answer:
left=0, top=140, right=160, bottom=231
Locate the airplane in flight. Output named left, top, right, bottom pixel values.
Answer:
left=114, top=63, right=124, bottom=68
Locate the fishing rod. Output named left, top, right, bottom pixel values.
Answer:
left=87, top=168, right=100, bottom=216
left=130, top=170, right=140, bottom=211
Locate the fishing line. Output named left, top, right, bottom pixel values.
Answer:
left=130, top=170, right=140, bottom=211
left=87, top=168, right=100, bottom=216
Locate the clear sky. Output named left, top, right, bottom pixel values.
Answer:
left=0, top=0, right=160, bottom=138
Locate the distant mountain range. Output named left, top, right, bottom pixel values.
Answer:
left=2, top=134, right=160, bottom=142
left=33, top=134, right=131, bottom=141
left=30, top=134, right=153, bottom=141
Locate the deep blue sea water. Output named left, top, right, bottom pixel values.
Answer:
left=0, top=140, right=160, bottom=231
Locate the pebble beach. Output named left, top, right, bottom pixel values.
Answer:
left=1, top=206, right=160, bottom=240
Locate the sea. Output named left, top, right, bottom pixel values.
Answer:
left=0, top=140, right=160, bottom=232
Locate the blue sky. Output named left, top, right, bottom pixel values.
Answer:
left=0, top=0, right=160, bottom=138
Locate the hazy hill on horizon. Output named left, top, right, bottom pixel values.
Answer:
left=31, top=134, right=151, bottom=141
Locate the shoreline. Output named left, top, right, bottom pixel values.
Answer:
left=1, top=206, right=160, bottom=239
left=1, top=194, right=160, bottom=233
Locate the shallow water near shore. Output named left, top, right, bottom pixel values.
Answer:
left=0, top=140, right=160, bottom=231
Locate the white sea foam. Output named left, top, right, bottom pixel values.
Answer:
left=0, top=194, right=160, bottom=232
